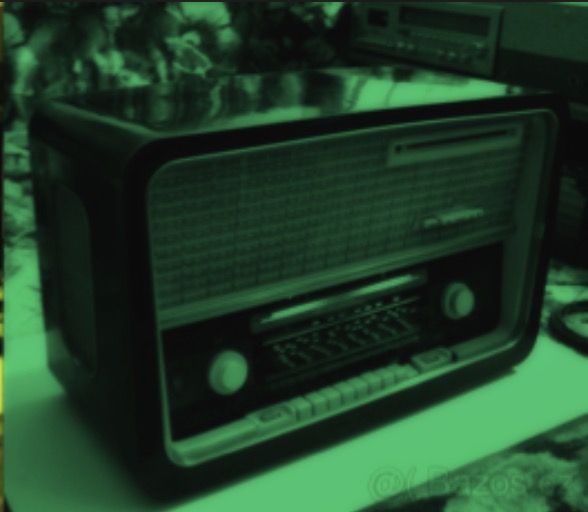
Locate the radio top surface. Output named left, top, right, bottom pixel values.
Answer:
left=33, top=65, right=542, bottom=151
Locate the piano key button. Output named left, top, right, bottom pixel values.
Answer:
left=348, top=376, right=369, bottom=399
left=319, top=387, right=342, bottom=409
left=249, top=405, right=295, bottom=431
left=288, top=397, right=313, bottom=421
left=306, top=391, right=329, bottom=415
left=334, top=381, right=356, bottom=404
left=390, top=363, right=419, bottom=382
left=361, top=371, right=384, bottom=393
left=375, top=367, right=397, bottom=387
left=411, top=347, right=453, bottom=372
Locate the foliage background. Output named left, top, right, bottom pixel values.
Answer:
left=3, top=2, right=351, bottom=260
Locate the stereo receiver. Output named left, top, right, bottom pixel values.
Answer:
left=350, top=3, right=588, bottom=104
left=29, top=66, right=565, bottom=496
left=350, top=3, right=502, bottom=77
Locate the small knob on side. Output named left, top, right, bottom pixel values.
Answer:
left=442, top=282, right=476, bottom=320
left=208, top=350, right=249, bottom=396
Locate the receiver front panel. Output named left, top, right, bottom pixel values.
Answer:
left=147, top=120, right=525, bottom=320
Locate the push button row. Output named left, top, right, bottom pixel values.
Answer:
left=248, top=348, right=453, bottom=431
left=287, top=362, right=420, bottom=421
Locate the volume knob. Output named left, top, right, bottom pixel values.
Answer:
left=208, top=350, right=249, bottom=396
left=442, top=282, right=475, bottom=320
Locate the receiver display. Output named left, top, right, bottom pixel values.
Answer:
left=399, top=6, right=491, bottom=36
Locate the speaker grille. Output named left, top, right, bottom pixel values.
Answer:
left=148, top=124, right=523, bottom=312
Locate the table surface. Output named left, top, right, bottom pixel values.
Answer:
left=4, top=242, right=588, bottom=512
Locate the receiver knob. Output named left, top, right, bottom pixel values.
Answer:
left=208, top=350, right=249, bottom=395
left=442, top=282, right=475, bottom=320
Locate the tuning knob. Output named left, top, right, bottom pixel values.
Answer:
left=208, top=350, right=249, bottom=396
left=442, top=282, right=476, bottom=320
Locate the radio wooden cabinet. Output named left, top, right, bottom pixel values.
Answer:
left=29, top=66, right=566, bottom=497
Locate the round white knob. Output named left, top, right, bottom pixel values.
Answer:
left=442, top=282, right=476, bottom=320
left=208, top=350, right=249, bottom=396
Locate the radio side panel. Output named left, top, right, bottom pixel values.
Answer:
left=29, top=134, right=165, bottom=469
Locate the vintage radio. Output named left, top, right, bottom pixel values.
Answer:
left=30, top=66, right=565, bottom=496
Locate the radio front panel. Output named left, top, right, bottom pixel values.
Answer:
left=144, top=110, right=557, bottom=467
left=162, top=244, right=501, bottom=441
